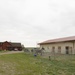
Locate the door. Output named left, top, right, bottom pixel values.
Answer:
left=66, top=46, right=69, bottom=54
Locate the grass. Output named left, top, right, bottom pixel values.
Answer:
left=0, top=53, right=75, bottom=75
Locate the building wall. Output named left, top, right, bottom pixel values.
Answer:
left=40, top=41, right=75, bottom=54
left=73, top=41, right=75, bottom=54
left=2, top=41, right=11, bottom=50
left=0, top=41, right=22, bottom=51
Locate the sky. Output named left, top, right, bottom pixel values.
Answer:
left=0, top=0, right=75, bottom=47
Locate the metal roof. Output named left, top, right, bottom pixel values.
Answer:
left=39, top=36, right=75, bottom=45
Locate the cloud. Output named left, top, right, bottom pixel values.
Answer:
left=0, top=0, right=75, bottom=46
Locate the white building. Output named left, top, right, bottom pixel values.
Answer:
left=38, top=36, right=75, bottom=54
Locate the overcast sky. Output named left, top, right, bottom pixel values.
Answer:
left=0, top=0, right=75, bottom=47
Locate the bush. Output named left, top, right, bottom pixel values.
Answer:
left=0, top=50, right=2, bottom=51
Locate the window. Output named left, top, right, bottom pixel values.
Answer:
left=58, top=46, right=61, bottom=53
left=70, top=47, right=72, bottom=54
left=42, top=47, right=45, bottom=50
left=47, top=47, right=49, bottom=49
left=52, top=47, right=55, bottom=53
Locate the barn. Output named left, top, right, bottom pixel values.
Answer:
left=38, top=36, right=75, bottom=54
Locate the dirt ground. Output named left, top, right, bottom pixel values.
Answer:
left=0, top=51, right=24, bottom=55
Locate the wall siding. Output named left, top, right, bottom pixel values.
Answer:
left=40, top=41, right=75, bottom=54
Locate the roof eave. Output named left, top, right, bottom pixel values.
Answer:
left=39, top=40, right=75, bottom=45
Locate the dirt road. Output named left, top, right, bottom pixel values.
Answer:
left=0, top=51, right=24, bottom=55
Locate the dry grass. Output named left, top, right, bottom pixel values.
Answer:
left=0, top=53, right=75, bottom=75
